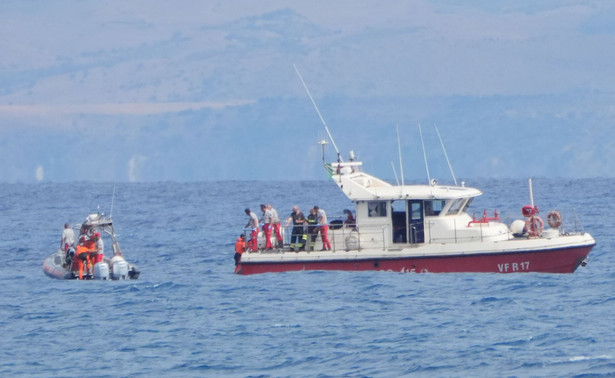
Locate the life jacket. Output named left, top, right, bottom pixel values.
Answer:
left=83, top=239, right=96, bottom=250
left=75, top=245, right=90, bottom=255
left=235, top=238, right=246, bottom=254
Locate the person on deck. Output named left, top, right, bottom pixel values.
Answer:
left=75, top=235, right=96, bottom=279
left=268, top=204, right=283, bottom=248
left=234, top=234, right=246, bottom=266
left=285, top=205, right=306, bottom=251
left=343, top=209, right=357, bottom=230
left=314, top=206, right=331, bottom=251
left=260, top=204, right=274, bottom=250
left=90, top=232, right=104, bottom=266
left=83, top=233, right=99, bottom=274
left=306, top=208, right=319, bottom=251
left=244, top=208, right=259, bottom=252
left=61, top=223, right=75, bottom=252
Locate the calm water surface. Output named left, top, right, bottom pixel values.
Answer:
left=0, top=179, right=613, bottom=377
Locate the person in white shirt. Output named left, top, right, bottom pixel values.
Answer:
left=244, top=208, right=259, bottom=252
left=314, top=206, right=331, bottom=251
left=260, top=204, right=274, bottom=250
left=61, top=223, right=75, bottom=252
left=91, top=232, right=104, bottom=266
left=268, top=204, right=283, bottom=248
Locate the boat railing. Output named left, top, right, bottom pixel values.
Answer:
left=246, top=214, right=564, bottom=253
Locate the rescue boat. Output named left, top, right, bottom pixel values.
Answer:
left=43, top=213, right=140, bottom=280
left=235, top=159, right=595, bottom=275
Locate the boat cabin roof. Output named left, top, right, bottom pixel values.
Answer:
left=330, top=161, right=482, bottom=201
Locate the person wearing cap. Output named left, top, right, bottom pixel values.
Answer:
left=244, top=208, right=259, bottom=252
left=234, top=234, right=246, bottom=266
left=314, top=206, right=331, bottom=251
left=90, top=232, right=104, bottom=266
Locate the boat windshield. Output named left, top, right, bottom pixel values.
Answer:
left=447, top=198, right=466, bottom=215
left=425, top=200, right=445, bottom=216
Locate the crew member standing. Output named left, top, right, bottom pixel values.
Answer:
left=314, top=206, right=331, bottom=251
left=268, top=204, right=283, bottom=248
left=244, top=208, right=259, bottom=252
left=61, top=223, right=75, bottom=252
left=285, top=205, right=306, bottom=251
left=75, top=235, right=96, bottom=280
left=91, top=232, right=104, bottom=265
left=260, top=204, right=274, bottom=250
left=306, top=207, right=319, bottom=251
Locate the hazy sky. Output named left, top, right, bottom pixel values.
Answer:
left=1, top=1, right=614, bottom=182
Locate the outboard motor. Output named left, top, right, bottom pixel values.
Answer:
left=110, top=256, right=129, bottom=280
left=94, top=262, right=110, bottom=280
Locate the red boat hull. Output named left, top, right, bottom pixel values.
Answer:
left=236, top=245, right=594, bottom=275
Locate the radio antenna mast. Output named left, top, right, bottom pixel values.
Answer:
left=390, top=161, right=400, bottom=186
left=109, top=183, right=116, bottom=218
left=418, top=124, right=431, bottom=184
left=396, top=124, right=405, bottom=186
left=293, top=64, right=342, bottom=161
left=434, top=124, right=458, bottom=186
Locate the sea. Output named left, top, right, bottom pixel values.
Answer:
left=0, top=178, right=613, bottom=377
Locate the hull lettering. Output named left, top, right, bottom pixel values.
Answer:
left=498, top=261, right=530, bottom=272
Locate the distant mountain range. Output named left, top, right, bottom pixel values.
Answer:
left=1, top=3, right=613, bottom=182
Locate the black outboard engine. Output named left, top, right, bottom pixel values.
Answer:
left=128, top=266, right=140, bottom=280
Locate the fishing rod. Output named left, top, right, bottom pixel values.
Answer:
left=293, top=64, right=342, bottom=162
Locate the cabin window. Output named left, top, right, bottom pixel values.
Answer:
left=447, top=199, right=466, bottom=215
left=425, top=200, right=445, bottom=216
left=367, top=201, right=387, bottom=217
left=462, top=198, right=474, bottom=213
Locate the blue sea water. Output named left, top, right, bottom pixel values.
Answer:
left=0, top=178, right=614, bottom=377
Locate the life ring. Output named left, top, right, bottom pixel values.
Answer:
left=546, top=211, right=562, bottom=228
left=525, top=216, right=544, bottom=237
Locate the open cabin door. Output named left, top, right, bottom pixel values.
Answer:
left=408, top=200, right=425, bottom=244
left=392, top=200, right=425, bottom=244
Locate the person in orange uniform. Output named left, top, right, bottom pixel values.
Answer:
left=234, top=234, right=246, bottom=266
left=75, top=236, right=94, bottom=279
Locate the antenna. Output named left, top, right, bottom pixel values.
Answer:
left=293, top=64, right=342, bottom=161
left=110, top=183, right=116, bottom=218
left=318, top=138, right=329, bottom=165
left=396, top=124, right=405, bottom=186
left=418, top=124, right=431, bottom=184
left=434, top=124, right=458, bottom=186
left=390, top=161, right=400, bottom=186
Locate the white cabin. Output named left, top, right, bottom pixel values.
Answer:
left=328, top=160, right=510, bottom=251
